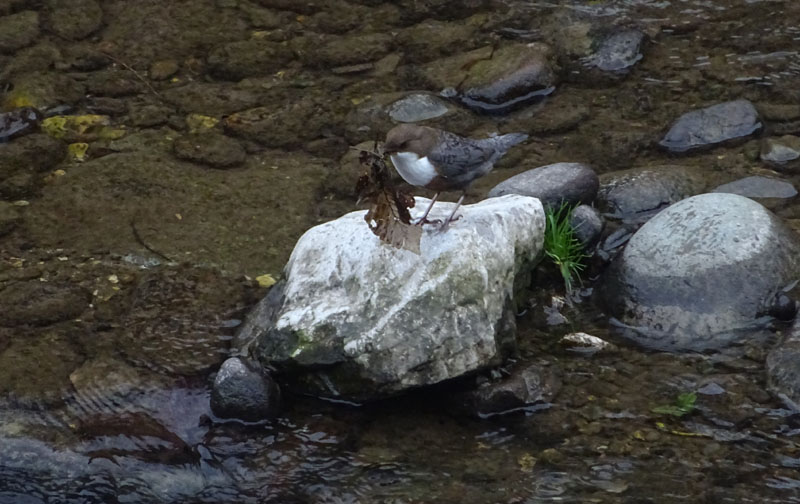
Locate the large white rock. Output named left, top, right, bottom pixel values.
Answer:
left=238, top=195, right=545, bottom=400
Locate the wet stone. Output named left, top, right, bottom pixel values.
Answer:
left=0, top=201, right=20, bottom=236
left=581, top=29, right=645, bottom=73
left=85, top=68, right=144, bottom=97
left=46, top=0, right=103, bottom=40
left=149, top=60, right=179, bottom=81
left=293, top=33, right=393, bottom=68
left=0, top=11, right=40, bottom=54
left=659, top=100, right=762, bottom=152
left=254, top=0, right=319, bottom=14
left=3, top=71, right=85, bottom=112
left=68, top=356, right=168, bottom=413
left=173, top=132, right=246, bottom=169
left=211, top=357, right=281, bottom=421
left=761, top=136, right=800, bottom=164
left=756, top=103, right=800, bottom=122
left=602, top=193, right=800, bottom=351
left=488, top=162, right=599, bottom=208
left=0, top=107, right=41, bottom=142
left=0, top=331, right=84, bottom=408
left=128, top=102, right=172, bottom=127
left=712, top=176, right=797, bottom=200
left=116, top=267, right=247, bottom=376
left=457, top=363, right=561, bottom=417
left=1, top=42, right=61, bottom=79
left=60, top=42, right=111, bottom=72
left=597, top=165, right=714, bottom=222
left=224, top=98, right=333, bottom=148
left=767, top=320, right=800, bottom=409
left=444, top=43, right=558, bottom=114
left=0, top=281, right=90, bottom=327
left=207, top=39, right=293, bottom=81
left=162, top=82, right=263, bottom=116
left=396, top=16, right=483, bottom=63
left=306, top=0, right=370, bottom=34
left=388, top=93, right=450, bottom=123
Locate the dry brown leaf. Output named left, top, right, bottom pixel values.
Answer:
left=356, top=148, right=422, bottom=254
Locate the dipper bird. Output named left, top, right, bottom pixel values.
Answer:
left=382, top=124, right=528, bottom=230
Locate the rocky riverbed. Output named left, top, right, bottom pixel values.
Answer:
left=3, top=0, right=800, bottom=502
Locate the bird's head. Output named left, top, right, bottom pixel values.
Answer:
left=383, top=124, right=437, bottom=156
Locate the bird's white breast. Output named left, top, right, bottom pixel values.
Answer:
left=389, top=152, right=437, bottom=187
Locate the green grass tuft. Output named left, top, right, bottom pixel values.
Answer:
left=543, top=203, right=589, bottom=294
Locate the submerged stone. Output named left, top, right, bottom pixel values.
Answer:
left=582, top=29, right=645, bottom=73
left=659, top=99, right=762, bottom=152
left=240, top=195, right=545, bottom=401
left=388, top=94, right=450, bottom=123
left=0, top=11, right=40, bottom=54
left=453, top=43, right=558, bottom=114
left=602, top=193, right=800, bottom=351
left=422, top=43, right=557, bottom=115
left=761, top=135, right=800, bottom=164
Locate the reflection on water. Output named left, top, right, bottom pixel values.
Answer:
left=3, top=0, right=800, bottom=502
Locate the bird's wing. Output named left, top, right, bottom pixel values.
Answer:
left=426, top=131, right=496, bottom=179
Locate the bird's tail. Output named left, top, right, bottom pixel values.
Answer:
left=495, top=132, right=529, bottom=152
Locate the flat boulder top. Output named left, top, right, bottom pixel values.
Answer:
left=624, top=193, right=781, bottom=275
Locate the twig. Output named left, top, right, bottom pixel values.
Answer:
left=98, top=51, right=163, bottom=100
left=130, top=218, right=173, bottom=262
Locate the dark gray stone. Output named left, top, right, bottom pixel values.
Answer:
left=451, top=43, right=557, bottom=114
left=570, top=204, right=603, bottom=248
left=488, top=162, right=598, bottom=208
left=459, top=363, right=561, bottom=417
left=211, top=357, right=281, bottom=421
left=712, top=176, right=797, bottom=200
left=659, top=99, right=762, bottom=152
left=602, top=193, right=800, bottom=351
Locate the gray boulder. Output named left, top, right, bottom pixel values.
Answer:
left=239, top=195, right=545, bottom=401
left=602, top=193, right=800, bottom=351
left=488, top=162, right=598, bottom=208
left=659, top=99, right=762, bottom=152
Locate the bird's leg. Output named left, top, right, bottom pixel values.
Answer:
left=439, top=191, right=466, bottom=232
left=413, top=192, right=440, bottom=225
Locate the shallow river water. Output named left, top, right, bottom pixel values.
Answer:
left=3, top=0, right=800, bottom=502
